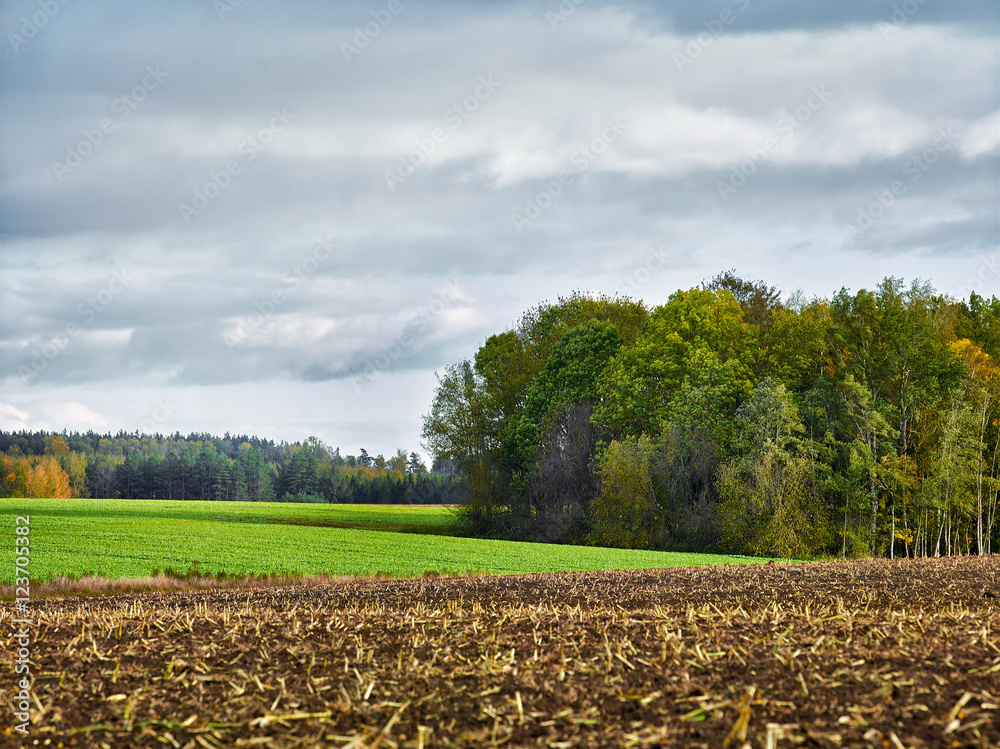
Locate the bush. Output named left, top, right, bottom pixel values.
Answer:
left=278, top=492, right=327, bottom=503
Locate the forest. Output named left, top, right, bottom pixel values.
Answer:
left=422, top=275, right=1000, bottom=559
left=0, top=431, right=461, bottom=505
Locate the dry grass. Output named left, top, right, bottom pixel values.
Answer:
left=2, top=556, right=997, bottom=748
left=0, top=565, right=493, bottom=600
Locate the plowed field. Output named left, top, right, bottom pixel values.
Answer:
left=4, top=556, right=998, bottom=748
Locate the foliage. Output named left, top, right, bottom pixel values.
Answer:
left=0, top=430, right=455, bottom=505
left=589, top=436, right=663, bottom=549
left=423, top=275, right=999, bottom=559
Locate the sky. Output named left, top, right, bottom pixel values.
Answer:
left=1, top=0, right=998, bottom=460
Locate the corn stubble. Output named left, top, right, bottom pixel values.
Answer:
left=3, top=557, right=997, bottom=748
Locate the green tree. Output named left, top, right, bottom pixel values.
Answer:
left=513, top=319, right=625, bottom=465
left=717, top=379, right=832, bottom=558
left=422, top=361, right=503, bottom=533
left=589, top=436, right=664, bottom=549
left=594, top=288, right=755, bottom=438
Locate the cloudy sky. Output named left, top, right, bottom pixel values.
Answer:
left=1, top=0, right=997, bottom=459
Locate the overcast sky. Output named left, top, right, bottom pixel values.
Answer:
left=1, top=0, right=997, bottom=459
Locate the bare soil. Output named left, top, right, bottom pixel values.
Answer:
left=3, top=556, right=997, bottom=748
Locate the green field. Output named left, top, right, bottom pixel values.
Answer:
left=2, top=498, right=772, bottom=584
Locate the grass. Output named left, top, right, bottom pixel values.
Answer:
left=2, top=497, right=773, bottom=586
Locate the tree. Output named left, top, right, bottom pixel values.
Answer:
left=25, top=456, right=72, bottom=498
left=941, top=340, right=999, bottom=554
left=653, top=418, right=721, bottom=550
left=86, top=455, right=118, bottom=498
left=388, top=449, right=408, bottom=479
left=589, top=436, right=663, bottom=549
left=525, top=402, right=603, bottom=542
left=512, top=318, right=624, bottom=466
left=828, top=278, right=966, bottom=554
left=277, top=444, right=319, bottom=499
left=760, top=301, right=832, bottom=392
left=44, top=435, right=71, bottom=456
left=407, top=452, right=427, bottom=475
left=717, top=379, right=832, bottom=558
left=800, top=376, right=899, bottom=557
left=705, top=269, right=783, bottom=331
left=422, top=361, right=502, bottom=533
left=955, top=292, right=1000, bottom=359
left=594, top=288, right=755, bottom=438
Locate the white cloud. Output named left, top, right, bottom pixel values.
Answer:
left=959, top=111, right=1000, bottom=160
left=0, top=404, right=31, bottom=430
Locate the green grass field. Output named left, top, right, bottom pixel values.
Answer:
left=2, top=498, right=772, bottom=584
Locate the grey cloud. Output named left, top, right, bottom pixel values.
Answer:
left=1, top=0, right=996, bottom=454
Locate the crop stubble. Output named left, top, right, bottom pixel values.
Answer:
left=2, top=557, right=997, bottom=748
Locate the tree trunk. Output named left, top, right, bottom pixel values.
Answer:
left=890, top=507, right=895, bottom=559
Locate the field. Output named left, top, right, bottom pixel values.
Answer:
left=3, top=556, right=996, bottom=748
left=0, top=498, right=767, bottom=585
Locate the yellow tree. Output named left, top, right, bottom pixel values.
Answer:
left=25, top=456, right=71, bottom=498
left=950, top=339, right=1000, bottom=554
left=44, top=435, right=71, bottom=456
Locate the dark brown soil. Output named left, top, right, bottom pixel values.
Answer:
left=3, top=556, right=997, bottom=748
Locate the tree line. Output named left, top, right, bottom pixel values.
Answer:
left=0, top=431, right=461, bottom=505
left=422, top=276, right=999, bottom=558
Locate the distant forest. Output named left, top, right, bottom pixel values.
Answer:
left=0, top=430, right=462, bottom=505
left=423, top=275, right=999, bottom=559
